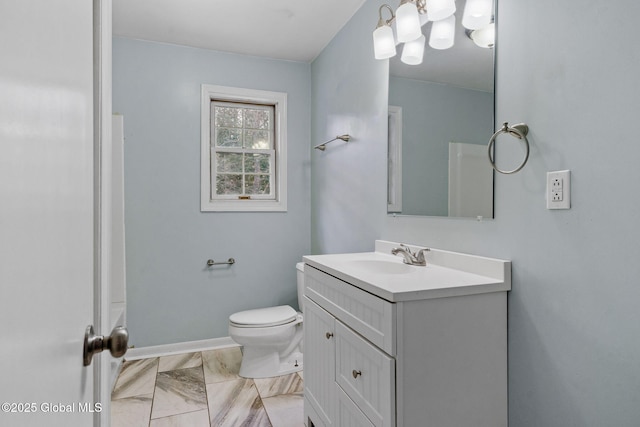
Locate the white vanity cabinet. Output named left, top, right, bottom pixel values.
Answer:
left=304, top=295, right=396, bottom=427
left=303, top=241, right=511, bottom=427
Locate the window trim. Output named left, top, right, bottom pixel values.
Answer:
left=201, top=84, right=287, bottom=212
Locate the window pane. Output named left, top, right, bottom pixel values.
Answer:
left=244, top=129, right=271, bottom=149
left=245, top=175, right=271, bottom=195
left=244, top=108, right=270, bottom=130
left=216, top=174, right=242, bottom=195
left=216, top=153, right=242, bottom=173
left=216, top=128, right=242, bottom=147
left=244, top=153, right=270, bottom=173
left=215, top=106, right=243, bottom=128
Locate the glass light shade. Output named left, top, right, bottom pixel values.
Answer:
left=396, top=2, right=422, bottom=43
left=462, top=0, right=492, bottom=30
left=373, top=25, right=397, bottom=59
left=470, top=23, right=495, bottom=48
left=429, top=14, right=455, bottom=49
left=401, top=35, right=425, bottom=65
left=427, top=0, right=456, bottom=21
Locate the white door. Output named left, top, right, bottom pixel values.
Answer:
left=94, top=1, right=126, bottom=424
left=0, top=1, right=113, bottom=426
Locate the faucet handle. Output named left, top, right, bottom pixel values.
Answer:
left=399, top=243, right=414, bottom=256
left=415, top=248, right=430, bottom=264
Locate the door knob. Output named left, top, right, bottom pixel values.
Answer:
left=326, top=332, right=334, bottom=339
left=352, top=370, right=362, bottom=379
left=83, top=325, right=129, bottom=366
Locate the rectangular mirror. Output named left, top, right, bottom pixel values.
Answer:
left=387, top=0, right=495, bottom=218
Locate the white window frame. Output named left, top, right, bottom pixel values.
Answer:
left=201, top=85, right=287, bottom=212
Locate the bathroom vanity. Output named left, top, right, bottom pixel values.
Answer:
left=302, top=241, right=511, bottom=427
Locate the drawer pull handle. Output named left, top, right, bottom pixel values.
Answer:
left=325, top=332, right=334, bottom=339
left=352, top=370, right=362, bottom=379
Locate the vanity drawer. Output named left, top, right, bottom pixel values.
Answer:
left=335, top=321, right=395, bottom=427
left=305, top=265, right=396, bottom=355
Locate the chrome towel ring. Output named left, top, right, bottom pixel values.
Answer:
left=488, top=122, right=530, bottom=174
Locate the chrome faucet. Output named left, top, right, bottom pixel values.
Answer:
left=391, top=244, right=430, bottom=266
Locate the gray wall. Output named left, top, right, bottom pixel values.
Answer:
left=389, top=77, right=493, bottom=216
left=310, top=0, right=388, bottom=255
left=312, top=0, right=640, bottom=426
left=113, top=38, right=311, bottom=347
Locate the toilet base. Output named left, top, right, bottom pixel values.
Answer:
left=238, top=347, right=303, bottom=379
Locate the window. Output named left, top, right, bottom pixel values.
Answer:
left=212, top=102, right=274, bottom=198
left=201, top=85, right=287, bottom=211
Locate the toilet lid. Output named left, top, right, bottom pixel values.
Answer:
left=229, top=305, right=297, bottom=327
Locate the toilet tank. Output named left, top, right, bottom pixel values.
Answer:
left=296, top=262, right=305, bottom=312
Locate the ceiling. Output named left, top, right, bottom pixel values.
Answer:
left=113, top=0, right=493, bottom=92
left=113, top=0, right=367, bottom=62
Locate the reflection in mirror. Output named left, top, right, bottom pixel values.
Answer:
left=387, top=0, right=495, bottom=218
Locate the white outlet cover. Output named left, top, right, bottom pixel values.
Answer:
left=547, top=170, right=571, bottom=209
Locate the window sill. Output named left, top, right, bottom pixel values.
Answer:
left=201, top=199, right=287, bottom=212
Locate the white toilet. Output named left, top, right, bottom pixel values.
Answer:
left=228, top=262, right=305, bottom=379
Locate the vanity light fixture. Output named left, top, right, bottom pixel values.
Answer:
left=373, top=5, right=397, bottom=59
left=429, top=14, right=456, bottom=49
left=466, top=22, right=495, bottom=48
left=427, top=0, right=456, bottom=21
left=401, top=34, right=426, bottom=64
left=373, top=0, right=494, bottom=64
left=395, top=0, right=423, bottom=42
left=462, top=0, right=492, bottom=30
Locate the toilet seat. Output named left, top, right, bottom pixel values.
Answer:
left=229, top=305, right=297, bottom=328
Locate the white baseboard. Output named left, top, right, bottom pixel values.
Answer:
left=125, top=337, right=239, bottom=360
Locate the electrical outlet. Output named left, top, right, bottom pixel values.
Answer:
left=547, top=170, right=570, bottom=209
left=551, top=177, right=563, bottom=201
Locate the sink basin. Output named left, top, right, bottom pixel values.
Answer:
left=349, top=259, right=414, bottom=275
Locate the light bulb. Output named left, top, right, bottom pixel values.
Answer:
left=427, top=0, right=456, bottom=22
left=396, top=1, right=422, bottom=43
left=373, top=24, right=397, bottom=59
left=429, top=14, right=455, bottom=49
left=401, top=35, right=425, bottom=65
left=462, top=0, right=492, bottom=30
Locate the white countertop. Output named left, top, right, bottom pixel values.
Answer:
left=303, top=241, right=511, bottom=302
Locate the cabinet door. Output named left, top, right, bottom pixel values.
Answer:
left=338, top=386, right=375, bottom=427
left=304, top=296, right=336, bottom=426
left=336, top=321, right=395, bottom=427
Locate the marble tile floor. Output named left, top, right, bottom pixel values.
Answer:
left=111, top=347, right=305, bottom=427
